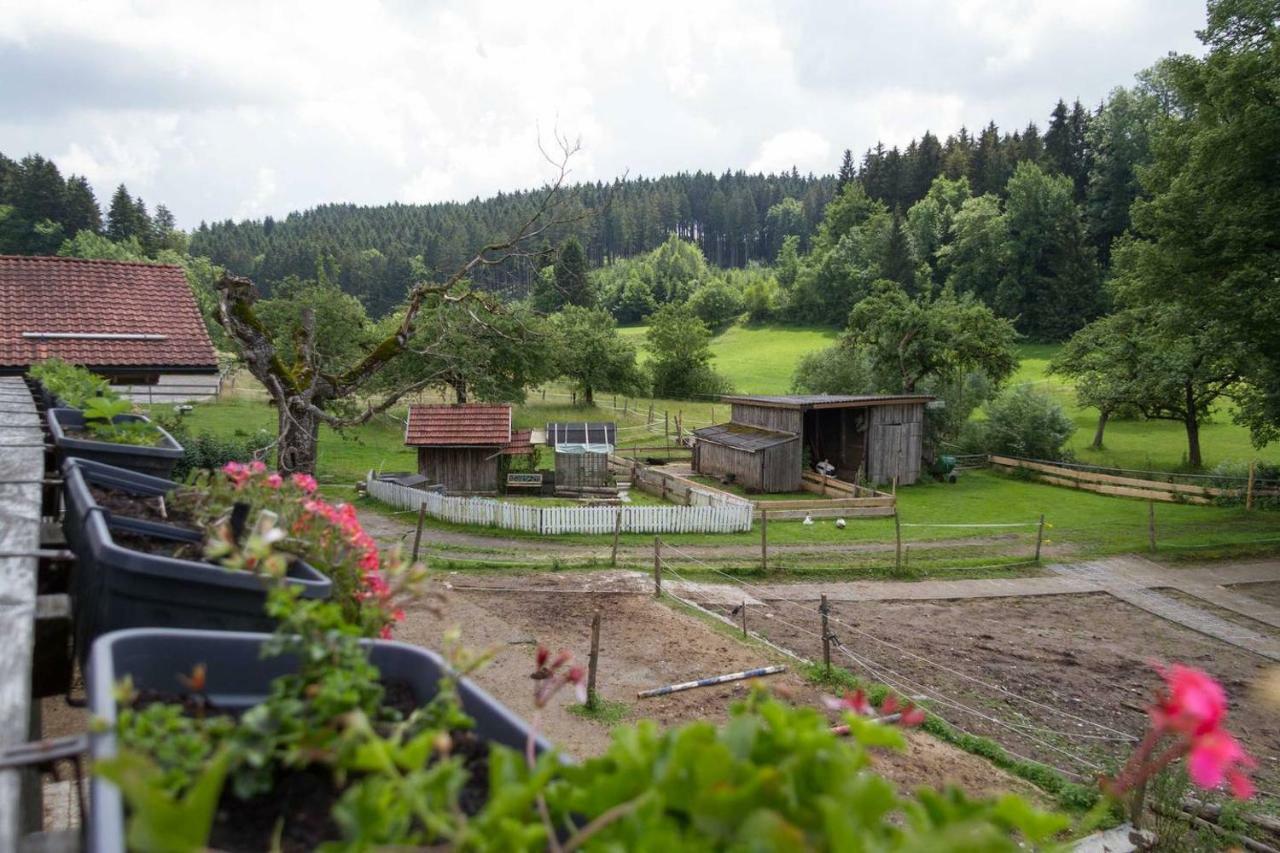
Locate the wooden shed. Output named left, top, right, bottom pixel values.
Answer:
left=405, top=404, right=516, bottom=494
left=691, top=422, right=802, bottom=492
left=547, top=422, right=616, bottom=491
left=694, top=394, right=933, bottom=491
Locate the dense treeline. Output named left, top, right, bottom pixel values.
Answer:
left=0, top=152, right=182, bottom=256
left=187, top=172, right=838, bottom=315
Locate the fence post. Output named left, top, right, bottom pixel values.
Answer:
left=1246, top=461, right=1256, bottom=511
left=894, top=510, right=902, bottom=571
left=741, top=601, right=748, bottom=637
left=653, top=536, right=662, bottom=598
left=1034, top=513, right=1045, bottom=562
left=611, top=507, right=623, bottom=566
left=1147, top=501, right=1157, bottom=552
left=411, top=503, right=427, bottom=562
left=820, top=593, right=831, bottom=672
left=587, top=610, right=602, bottom=710
left=761, top=508, right=768, bottom=572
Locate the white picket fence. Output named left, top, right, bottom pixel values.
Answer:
left=365, top=475, right=753, bottom=535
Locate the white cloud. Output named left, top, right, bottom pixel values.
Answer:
left=0, top=0, right=1207, bottom=228
left=748, top=129, right=832, bottom=174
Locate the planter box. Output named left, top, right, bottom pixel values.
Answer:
left=47, top=406, right=183, bottom=479
left=62, top=457, right=195, bottom=548
left=68, top=482, right=331, bottom=665
left=88, top=628, right=550, bottom=853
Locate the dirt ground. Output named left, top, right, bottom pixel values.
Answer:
left=1233, top=580, right=1280, bottom=610
left=394, top=577, right=1047, bottom=802
left=729, top=592, right=1279, bottom=798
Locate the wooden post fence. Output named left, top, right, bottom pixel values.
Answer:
left=1148, top=501, right=1157, bottom=552
left=1034, top=513, right=1046, bottom=562
left=411, top=503, right=427, bottom=562
left=894, top=511, right=902, bottom=571
left=1246, top=461, right=1256, bottom=511
left=653, top=537, right=662, bottom=597
left=587, top=610, right=602, bottom=710
left=761, top=509, right=769, bottom=572
left=820, top=593, right=831, bottom=672
left=611, top=507, right=623, bottom=566
left=740, top=602, right=748, bottom=637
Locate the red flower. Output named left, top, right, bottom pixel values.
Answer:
left=1151, top=664, right=1228, bottom=736
left=1188, top=729, right=1256, bottom=799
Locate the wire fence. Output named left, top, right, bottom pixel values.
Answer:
left=652, top=537, right=1142, bottom=783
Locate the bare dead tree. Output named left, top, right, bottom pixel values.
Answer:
left=216, top=133, right=589, bottom=474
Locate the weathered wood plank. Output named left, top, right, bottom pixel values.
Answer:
left=0, top=378, right=43, bottom=848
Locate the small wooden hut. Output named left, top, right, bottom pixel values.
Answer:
left=546, top=422, right=616, bottom=491
left=405, top=404, right=519, bottom=494
left=693, top=394, right=932, bottom=491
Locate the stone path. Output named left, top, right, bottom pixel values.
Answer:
left=743, top=555, right=1280, bottom=661
left=1044, top=556, right=1280, bottom=661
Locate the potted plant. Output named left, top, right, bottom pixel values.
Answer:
left=48, top=398, right=184, bottom=478
left=64, top=457, right=412, bottom=664
left=88, top=583, right=552, bottom=852
left=27, top=356, right=105, bottom=410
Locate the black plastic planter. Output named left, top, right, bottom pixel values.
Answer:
left=88, top=627, right=551, bottom=853
left=68, top=483, right=331, bottom=665
left=47, top=407, right=183, bottom=478
left=61, top=457, right=196, bottom=549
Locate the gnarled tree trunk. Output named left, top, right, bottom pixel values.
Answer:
left=1091, top=409, right=1110, bottom=450
left=277, top=398, right=321, bottom=476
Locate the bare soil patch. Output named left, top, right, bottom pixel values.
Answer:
left=1232, top=580, right=1280, bottom=610
left=732, top=592, right=1279, bottom=797
left=393, top=574, right=1045, bottom=801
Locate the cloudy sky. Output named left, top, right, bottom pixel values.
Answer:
left=0, top=0, right=1205, bottom=228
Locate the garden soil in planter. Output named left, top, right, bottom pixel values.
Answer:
left=89, top=628, right=548, bottom=853
left=47, top=406, right=183, bottom=478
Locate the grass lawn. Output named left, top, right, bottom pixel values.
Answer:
left=1009, top=342, right=1279, bottom=472
left=152, top=333, right=1279, bottom=571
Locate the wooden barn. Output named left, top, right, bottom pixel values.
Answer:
left=693, top=394, right=933, bottom=492
left=405, top=404, right=531, bottom=494
left=546, top=422, right=616, bottom=491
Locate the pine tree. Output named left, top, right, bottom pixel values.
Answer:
left=107, top=185, right=144, bottom=242
left=836, top=149, right=856, bottom=191
left=1044, top=100, right=1072, bottom=178
left=63, top=176, right=102, bottom=235
left=553, top=236, right=593, bottom=307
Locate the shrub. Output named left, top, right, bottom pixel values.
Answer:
left=977, top=386, right=1076, bottom=460
left=152, top=411, right=271, bottom=480
left=28, top=357, right=113, bottom=408
left=685, top=277, right=743, bottom=331
left=791, top=345, right=876, bottom=395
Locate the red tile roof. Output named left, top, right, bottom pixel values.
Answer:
left=0, top=255, right=217, bottom=370
left=501, top=429, right=535, bottom=455
left=405, top=404, right=512, bottom=446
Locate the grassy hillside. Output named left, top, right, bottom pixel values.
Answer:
left=619, top=322, right=1278, bottom=471
left=619, top=323, right=836, bottom=394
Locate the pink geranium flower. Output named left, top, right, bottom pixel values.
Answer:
left=1188, top=729, right=1256, bottom=799
left=1151, top=664, right=1228, bottom=736
left=265, top=473, right=284, bottom=489
left=291, top=473, right=318, bottom=494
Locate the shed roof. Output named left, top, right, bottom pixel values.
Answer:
left=0, top=255, right=217, bottom=370
left=501, top=429, right=536, bottom=456
left=692, top=422, right=798, bottom=452
left=722, top=393, right=934, bottom=410
left=546, top=422, right=617, bottom=448
left=405, top=404, right=512, bottom=446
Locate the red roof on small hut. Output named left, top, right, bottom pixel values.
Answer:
left=405, top=403, right=512, bottom=446
left=501, top=428, right=535, bottom=455
left=0, top=255, right=217, bottom=369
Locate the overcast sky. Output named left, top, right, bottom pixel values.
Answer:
left=0, top=0, right=1206, bottom=229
